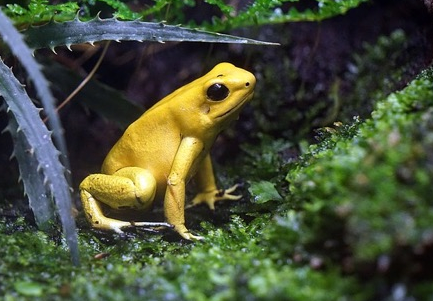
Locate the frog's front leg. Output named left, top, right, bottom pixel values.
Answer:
left=80, top=167, right=170, bottom=233
left=190, top=154, right=242, bottom=210
left=164, top=137, right=206, bottom=240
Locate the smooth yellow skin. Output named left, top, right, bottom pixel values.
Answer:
left=79, top=63, right=256, bottom=240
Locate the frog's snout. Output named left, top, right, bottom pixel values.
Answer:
left=243, top=71, right=256, bottom=90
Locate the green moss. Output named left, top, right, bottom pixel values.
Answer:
left=285, top=68, right=433, bottom=292
left=0, top=216, right=365, bottom=300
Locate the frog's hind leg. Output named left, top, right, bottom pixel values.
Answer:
left=80, top=167, right=169, bottom=233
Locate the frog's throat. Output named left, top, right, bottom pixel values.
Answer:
left=216, top=91, right=254, bottom=119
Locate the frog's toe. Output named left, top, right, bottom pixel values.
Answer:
left=189, top=184, right=243, bottom=210
left=174, top=224, right=204, bottom=240
left=92, top=219, right=131, bottom=234
left=181, top=232, right=205, bottom=241
left=112, top=227, right=124, bottom=234
left=215, top=185, right=243, bottom=202
left=132, top=221, right=173, bottom=230
left=222, top=184, right=240, bottom=194
left=111, top=221, right=141, bottom=233
left=219, top=193, right=242, bottom=201
left=206, top=193, right=241, bottom=210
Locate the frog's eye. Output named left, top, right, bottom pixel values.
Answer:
left=207, top=83, right=229, bottom=101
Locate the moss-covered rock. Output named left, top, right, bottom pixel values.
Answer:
left=284, top=67, right=433, bottom=297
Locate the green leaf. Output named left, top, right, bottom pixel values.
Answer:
left=248, top=181, right=283, bottom=204
left=98, top=0, right=141, bottom=19
left=5, top=4, right=27, bottom=15
left=5, top=0, right=79, bottom=24
left=14, top=281, right=43, bottom=297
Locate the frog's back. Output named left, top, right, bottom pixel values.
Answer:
left=101, top=105, right=181, bottom=177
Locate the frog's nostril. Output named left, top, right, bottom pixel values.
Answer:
left=245, top=82, right=250, bottom=87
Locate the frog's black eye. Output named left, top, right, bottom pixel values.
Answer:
left=207, top=83, right=229, bottom=101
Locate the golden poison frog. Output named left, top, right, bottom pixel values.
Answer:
left=79, top=62, right=256, bottom=240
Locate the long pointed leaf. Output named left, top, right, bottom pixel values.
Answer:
left=6, top=114, right=54, bottom=229
left=0, top=9, right=69, bottom=166
left=0, top=58, right=79, bottom=265
left=23, top=17, right=278, bottom=50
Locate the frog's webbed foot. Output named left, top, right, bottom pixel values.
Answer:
left=190, top=184, right=242, bottom=210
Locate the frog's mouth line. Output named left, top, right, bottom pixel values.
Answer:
left=216, top=91, right=254, bottom=118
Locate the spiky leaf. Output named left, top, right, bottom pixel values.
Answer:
left=23, top=17, right=278, bottom=51
left=0, top=9, right=69, bottom=164
left=6, top=114, right=54, bottom=229
left=0, top=58, right=79, bottom=265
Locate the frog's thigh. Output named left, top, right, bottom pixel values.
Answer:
left=81, top=167, right=157, bottom=210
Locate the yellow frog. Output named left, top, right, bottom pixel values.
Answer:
left=79, top=62, right=256, bottom=240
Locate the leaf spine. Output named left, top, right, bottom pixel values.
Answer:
left=49, top=46, right=57, bottom=54
left=9, top=151, right=16, bottom=161
left=1, top=124, right=12, bottom=134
